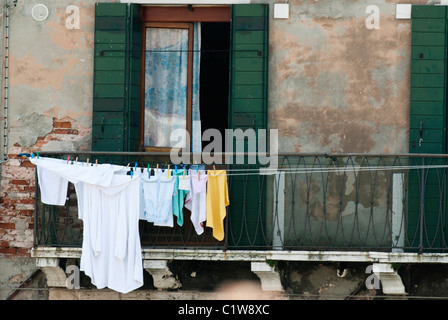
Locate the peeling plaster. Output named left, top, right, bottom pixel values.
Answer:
left=15, top=113, right=53, bottom=148
left=266, top=0, right=412, bottom=154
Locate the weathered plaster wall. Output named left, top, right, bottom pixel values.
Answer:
left=0, top=0, right=115, bottom=258
left=7, top=0, right=101, bottom=152
left=263, top=0, right=428, bottom=153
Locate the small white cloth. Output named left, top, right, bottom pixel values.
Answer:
left=178, top=174, right=190, bottom=191
left=33, top=157, right=69, bottom=206
left=184, top=170, right=207, bottom=235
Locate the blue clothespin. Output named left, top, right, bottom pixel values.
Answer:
left=147, top=164, right=151, bottom=180
left=31, top=153, right=34, bottom=159
left=196, top=165, right=198, bottom=173
left=134, top=162, right=138, bottom=173
left=130, top=170, right=134, bottom=179
left=175, top=165, right=178, bottom=174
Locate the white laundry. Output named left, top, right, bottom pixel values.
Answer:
left=30, top=156, right=126, bottom=207
left=78, top=174, right=143, bottom=294
left=184, top=169, right=207, bottom=235
left=178, top=174, right=190, bottom=191
left=141, top=169, right=175, bottom=227
left=33, top=157, right=69, bottom=206
left=30, top=156, right=144, bottom=294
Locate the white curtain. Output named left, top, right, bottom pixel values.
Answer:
left=144, top=23, right=201, bottom=152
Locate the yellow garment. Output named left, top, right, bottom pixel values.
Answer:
left=206, top=170, right=229, bottom=241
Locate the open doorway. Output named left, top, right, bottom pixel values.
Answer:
left=199, top=22, right=230, bottom=152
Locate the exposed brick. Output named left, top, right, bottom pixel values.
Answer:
left=1, top=198, right=17, bottom=205
left=10, top=180, right=29, bottom=186
left=17, top=198, right=34, bottom=205
left=17, top=248, right=31, bottom=255
left=18, top=210, right=35, bottom=217
left=53, top=120, right=72, bottom=129
left=0, top=223, right=15, bottom=229
left=54, top=128, right=79, bottom=135
left=0, top=247, right=17, bottom=255
left=20, top=160, right=36, bottom=167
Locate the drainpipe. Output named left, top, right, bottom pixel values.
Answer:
left=2, top=0, right=11, bottom=163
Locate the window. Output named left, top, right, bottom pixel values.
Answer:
left=140, top=6, right=231, bottom=153
left=92, top=2, right=269, bottom=246
left=92, top=3, right=268, bottom=155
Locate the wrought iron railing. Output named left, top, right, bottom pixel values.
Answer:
left=30, top=152, right=448, bottom=253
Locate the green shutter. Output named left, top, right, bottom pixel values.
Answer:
left=92, top=3, right=141, bottom=152
left=408, top=5, right=447, bottom=251
left=227, top=4, right=269, bottom=248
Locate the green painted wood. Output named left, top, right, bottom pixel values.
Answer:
left=409, top=115, right=444, bottom=129
left=411, top=46, right=446, bottom=60
left=408, top=5, right=448, bottom=251
left=410, top=101, right=444, bottom=116
left=232, top=99, right=264, bottom=113
left=95, top=44, right=126, bottom=57
left=95, top=16, right=127, bottom=30
left=92, top=98, right=125, bottom=112
left=412, top=5, right=447, bottom=18
left=228, top=4, right=268, bottom=248
left=410, top=74, right=445, bottom=88
left=411, top=60, right=445, bottom=74
left=94, top=71, right=126, bottom=85
left=92, top=3, right=141, bottom=152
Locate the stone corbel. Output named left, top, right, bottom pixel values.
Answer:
left=251, top=261, right=284, bottom=292
left=144, top=260, right=182, bottom=290
left=36, top=257, right=67, bottom=288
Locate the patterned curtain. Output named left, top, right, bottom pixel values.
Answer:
left=144, top=23, right=201, bottom=151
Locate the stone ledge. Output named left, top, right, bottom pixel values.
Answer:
left=31, top=247, right=448, bottom=264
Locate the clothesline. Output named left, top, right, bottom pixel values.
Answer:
left=24, top=153, right=448, bottom=177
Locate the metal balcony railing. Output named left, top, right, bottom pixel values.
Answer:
left=30, top=151, right=448, bottom=253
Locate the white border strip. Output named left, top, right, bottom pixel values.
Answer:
left=120, top=0, right=250, bottom=4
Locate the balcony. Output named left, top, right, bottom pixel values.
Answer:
left=28, top=151, right=448, bottom=293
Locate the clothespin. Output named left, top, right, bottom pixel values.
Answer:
left=75, top=157, right=78, bottom=165
left=67, top=156, right=70, bottom=164
left=36, top=152, right=39, bottom=159
left=167, top=164, right=170, bottom=179
left=196, top=164, right=198, bottom=173
left=156, top=163, right=159, bottom=173
left=134, top=162, right=138, bottom=173
left=130, top=170, right=133, bottom=179
left=175, top=165, right=178, bottom=174
left=213, top=165, right=216, bottom=176
left=198, top=170, right=200, bottom=181
left=86, top=158, right=89, bottom=166
left=95, top=159, right=98, bottom=167
left=31, top=153, right=34, bottom=159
